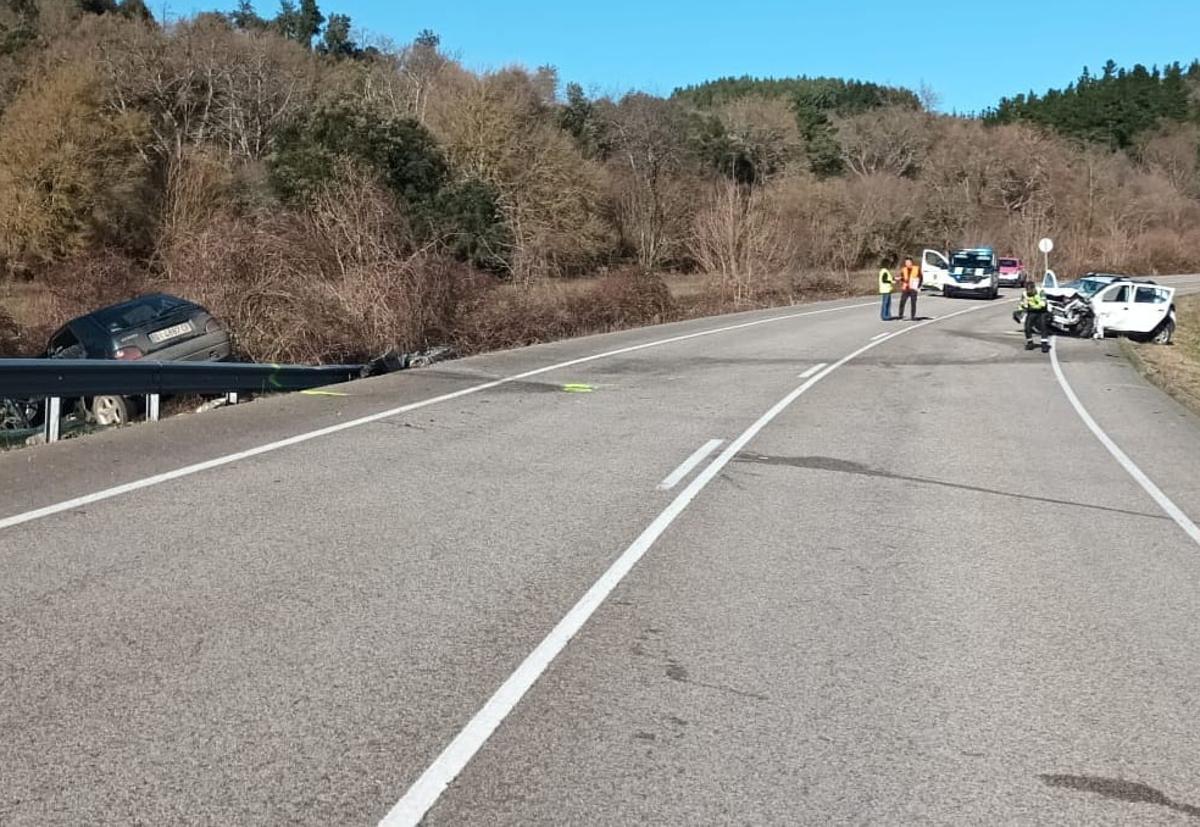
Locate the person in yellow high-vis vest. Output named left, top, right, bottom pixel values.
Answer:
left=878, top=262, right=895, bottom=321
left=1019, top=281, right=1050, bottom=353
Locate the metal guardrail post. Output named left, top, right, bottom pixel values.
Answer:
left=146, top=393, right=160, bottom=422
left=226, top=392, right=239, bottom=405
left=43, top=397, right=61, bottom=444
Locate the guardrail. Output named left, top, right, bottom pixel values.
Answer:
left=0, top=358, right=369, bottom=444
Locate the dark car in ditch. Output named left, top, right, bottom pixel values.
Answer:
left=43, top=293, right=232, bottom=424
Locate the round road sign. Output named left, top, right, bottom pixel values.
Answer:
left=1038, top=237, right=1054, bottom=254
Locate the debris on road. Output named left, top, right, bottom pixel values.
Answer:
left=363, top=345, right=456, bottom=376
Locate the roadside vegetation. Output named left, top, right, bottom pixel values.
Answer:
left=1125, top=295, right=1200, bottom=415
left=1, top=0, right=1199, bottom=364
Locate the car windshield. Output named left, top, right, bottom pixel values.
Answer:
left=90, top=295, right=189, bottom=334
left=999, top=259, right=1020, bottom=268
left=951, top=253, right=993, bottom=272
left=1061, top=278, right=1110, bottom=297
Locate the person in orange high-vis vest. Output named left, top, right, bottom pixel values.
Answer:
left=898, top=258, right=921, bottom=320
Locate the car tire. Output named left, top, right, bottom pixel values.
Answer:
left=1076, top=316, right=1096, bottom=339
left=90, top=395, right=132, bottom=426
left=1152, top=318, right=1176, bottom=345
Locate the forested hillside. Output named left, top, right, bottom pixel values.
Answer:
left=985, top=61, right=1200, bottom=148
left=2, top=0, right=1199, bottom=362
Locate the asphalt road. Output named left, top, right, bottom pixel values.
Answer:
left=4, top=280, right=1200, bottom=825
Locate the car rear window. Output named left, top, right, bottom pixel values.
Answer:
left=91, top=295, right=190, bottom=334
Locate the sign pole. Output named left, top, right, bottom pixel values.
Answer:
left=1038, top=237, right=1055, bottom=283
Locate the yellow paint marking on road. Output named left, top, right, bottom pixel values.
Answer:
left=300, top=389, right=350, bottom=397
left=561, top=383, right=594, bottom=393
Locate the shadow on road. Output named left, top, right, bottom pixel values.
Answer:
left=1039, top=774, right=1200, bottom=819
left=734, top=453, right=1168, bottom=522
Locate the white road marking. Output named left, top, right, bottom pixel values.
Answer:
left=798, top=362, right=828, bottom=380
left=656, top=439, right=724, bottom=491
left=1050, top=338, right=1200, bottom=547
left=870, top=331, right=892, bottom=341
left=0, top=300, right=878, bottom=532
left=378, top=300, right=994, bottom=827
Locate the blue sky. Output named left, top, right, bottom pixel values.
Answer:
left=180, top=0, right=1200, bottom=113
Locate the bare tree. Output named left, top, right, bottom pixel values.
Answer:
left=1139, top=125, right=1200, bottom=195
left=714, top=95, right=805, bottom=184
left=604, top=93, right=692, bottom=269
left=89, top=15, right=316, bottom=163
left=835, top=106, right=930, bottom=178
left=433, top=70, right=614, bottom=280
left=691, top=180, right=794, bottom=304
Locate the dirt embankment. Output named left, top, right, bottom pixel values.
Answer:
left=1123, top=294, right=1200, bottom=415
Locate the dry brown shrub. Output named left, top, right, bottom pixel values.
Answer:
left=35, top=249, right=152, bottom=326
left=690, top=179, right=796, bottom=305
left=452, top=282, right=576, bottom=353
left=428, top=69, right=616, bottom=279
left=0, top=304, right=22, bottom=355
left=1139, top=125, right=1200, bottom=195
left=453, top=269, right=675, bottom=353
left=156, top=147, right=235, bottom=263
left=568, top=269, right=674, bottom=331
left=163, top=166, right=481, bottom=363
left=1136, top=226, right=1200, bottom=275
left=0, top=59, right=152, bottom=273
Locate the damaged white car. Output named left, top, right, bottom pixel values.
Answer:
left=1015, top=273, right=1177, bottom=344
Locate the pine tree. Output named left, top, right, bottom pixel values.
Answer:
left=319, top=13, right=356, bottom=58
left=295, top=0, right=322, bottom=48
left=231, top=0, right=267, bottom=30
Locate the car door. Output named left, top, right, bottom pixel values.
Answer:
left=922, top=249, right=949, bottom=290
left=1125, top=285, right=1174, bottom=333
left=1095, top=283, right=1133, bottom=331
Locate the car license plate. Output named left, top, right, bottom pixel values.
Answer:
left=149, top=321, right=193, bottom=344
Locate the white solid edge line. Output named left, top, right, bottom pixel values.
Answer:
left=378, top=300, right=994, bottom=827
left=0, top=300, right=877, bottom=533
left=656, top=439, right=724, bottom=491
left=1050, top=336, right=1200, bottom=546
left=870, top=331, right=892, bottom=341
left=798, top=362, right=828, bottom=380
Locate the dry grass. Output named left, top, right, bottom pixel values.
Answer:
left=1, top=280, right=59, bottom=355
left=1, top=280, right=45, bottom=326
left=1124, top=295, right=1200, bottom=414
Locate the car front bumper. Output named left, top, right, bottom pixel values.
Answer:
left=944, top=280, right=994, bottom=296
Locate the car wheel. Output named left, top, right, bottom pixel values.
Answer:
left=91, top=395, right=131, bottom=426
left=1076, top=316, right=1096, bottom=339
left=1152, top=319, right=1175, bottom=345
